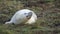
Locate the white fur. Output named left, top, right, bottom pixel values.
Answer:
left=5, top=9, right=37, bottom=24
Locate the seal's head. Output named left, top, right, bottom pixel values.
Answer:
left=24, top=12, right=32, bottom=19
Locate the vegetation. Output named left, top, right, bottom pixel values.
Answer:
left=0, top=0, right=60, bottom=34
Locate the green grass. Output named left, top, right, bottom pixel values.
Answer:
left=0, top=0, right=60, bottom=34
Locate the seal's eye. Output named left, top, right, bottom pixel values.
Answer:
left=24, top=13, right=27, bottom=15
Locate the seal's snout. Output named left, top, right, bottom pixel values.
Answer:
left=26, top=12, right=32, bottom=19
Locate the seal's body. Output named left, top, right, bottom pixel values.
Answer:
left=5, top=9, right=37, bottom=24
